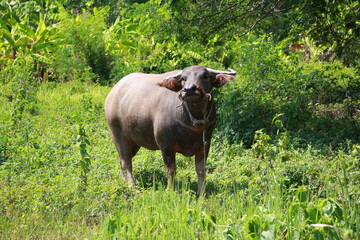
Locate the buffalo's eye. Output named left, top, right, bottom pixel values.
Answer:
left=203, top=74, right=209, bottom=80
left=179, top=77, right=186, bottom=82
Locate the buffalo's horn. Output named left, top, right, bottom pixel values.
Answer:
left=205, top=68, right=236, bottom=75
left=163, top=71, right=183, bottom=81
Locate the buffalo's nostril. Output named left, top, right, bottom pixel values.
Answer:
left=184, top=84, right=197, bottom=91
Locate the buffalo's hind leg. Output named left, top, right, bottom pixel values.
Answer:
left=109, top=125, right=139, bottom=186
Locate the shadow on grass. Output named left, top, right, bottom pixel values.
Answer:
left=133, top=168, right=251, bottom=196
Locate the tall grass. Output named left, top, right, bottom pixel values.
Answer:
left=0, top=80, right=359, bottom=239
left=101, top=171, right=358, bottom=239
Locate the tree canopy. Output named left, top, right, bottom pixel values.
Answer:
left=1, top=0, right=359, bottom=69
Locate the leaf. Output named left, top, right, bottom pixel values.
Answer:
left=295, top=186, right=310, bottom=203
left=288, top=202, right=306, bottom=220
left=121, top=40, right=137, bottom=48
left=93, top=7, right=99, bottom=16
left=36, top=13, right=46, bottom=35
left=35, top=28, right=49, bottom=44
left=0, top=29, right=16, bottom=47
left=0, top=57, right=12, bottom=65
left=274, top=119, right=283, bottom=129
left=307, top=205, right=321, bottom=223
left=260, top=225, right=275, bottom=240
left=246, top=216, right=261, bottom=235
left=320, top=199, right=343, bottom=221
left=1, top=12, right=20, bottom=25
left=0, top=19, right=9, bottom=30
left=101, top=5, right=110, bottom=15
left=15, top=36, right=32, bottom=47
left=185, top=50, right=202, bottom=60
left=75, top=15, right=82, bottom=22
left=31, top=41, right=54, bottom=52
left=312, top=230, right=325, bottom=240
left=126, top=24, right=139, bottom=32
left=18, top=23, right=35, bottom=38
left=186, top=209, right=195, bottom=225
left=30, top=53, right=52, bottom=64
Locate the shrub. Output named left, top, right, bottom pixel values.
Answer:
left=54, top=7, right=113, bottom=84
left=0, top=57, right=40, bottom=124
left=215, top=36, right=360, bottom=147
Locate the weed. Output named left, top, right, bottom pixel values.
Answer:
left=76, top=124, right=91, bottom=193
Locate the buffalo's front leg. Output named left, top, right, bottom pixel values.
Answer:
left=161, top=148, right=176, bottom=190
left=195, top=150, right=207, bottom=195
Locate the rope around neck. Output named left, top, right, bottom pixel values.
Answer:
left=176, top=90, right=213, bottom=191
left=178, top=91, right=213, bottom=128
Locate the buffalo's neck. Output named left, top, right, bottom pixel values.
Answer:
left=184, top=99, right=214, bottom=121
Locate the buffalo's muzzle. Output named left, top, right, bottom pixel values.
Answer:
left=184, top=84, right=197, bottom=92
left=181, top=84, right=204, bottom=99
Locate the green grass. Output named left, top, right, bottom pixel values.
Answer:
left=0, top=81, right=359, bottom=239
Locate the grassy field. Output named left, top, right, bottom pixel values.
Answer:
left=0, top=80, right=359, bottom=239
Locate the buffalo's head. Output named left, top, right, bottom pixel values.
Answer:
left=158, top=65, right=236, bottom=102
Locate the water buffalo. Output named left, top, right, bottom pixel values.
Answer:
left=105, top=65, right=236, bottom=194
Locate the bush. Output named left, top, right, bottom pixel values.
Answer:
left=54, top=7, right=113, bottom=84
left=0, top=57, right=40, bottom=124
left=215, top=36, right=360, bottom=147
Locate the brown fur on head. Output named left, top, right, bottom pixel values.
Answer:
left=157, top=78, right=182, bottom=91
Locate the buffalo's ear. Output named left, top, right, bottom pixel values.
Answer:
left=157, top=78, right=182, bottom=91
left=213, top=74, right=236, bottom=88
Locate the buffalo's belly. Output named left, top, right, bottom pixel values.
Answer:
left=156, top=124, right=206, bottom=156
left=121, top=123, right=159, bottom=150
left=176, top=137, right=204, bottom=157
left=132, top=135, right=159, bottom=150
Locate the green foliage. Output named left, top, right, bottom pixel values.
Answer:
left=76, top=124, right=91, bottom=193
left=0, top=0, right=359, bottom=238
left=0, top=80, right=359, bottom=238
left=54, top=6, right=113, bottom=83
left=287, top=188, right=350, bottom=240
left=0, top=0, right=60, bottom=81
left=288, top=0, right=360, bottom=66
left=215, top=36, right=360, bottom=147
left=0, top=56, right=40, bottom=125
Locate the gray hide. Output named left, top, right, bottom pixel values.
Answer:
left=105, top=65, right=236, bottom=194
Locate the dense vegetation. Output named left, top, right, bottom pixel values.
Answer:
left=1, top=0, right=359, bottom=239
